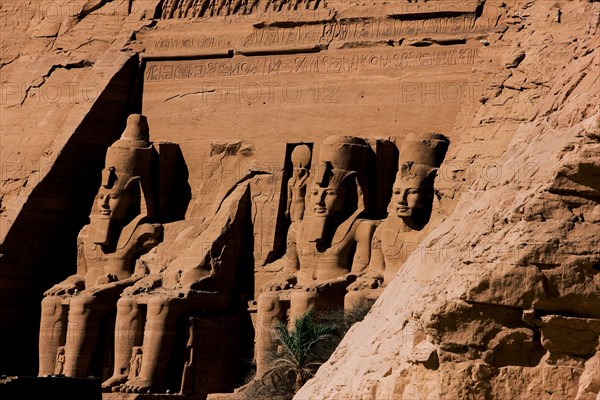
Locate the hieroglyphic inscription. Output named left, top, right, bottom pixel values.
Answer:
left=243, top=15, right=494, bottom=47
left=152, top=36, right=232, bottom=51
left=144, top=48, right=479, bottom=82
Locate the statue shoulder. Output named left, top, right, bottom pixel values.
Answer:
left=354, top=219, right=380, bottom=242
left=77, top=224, right=92, bottom=243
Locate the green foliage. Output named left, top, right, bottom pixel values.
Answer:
left=262, top=309, right=340, bottom=395
left=248, top=303, right=373, bottom=399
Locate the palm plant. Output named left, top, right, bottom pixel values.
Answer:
left=262, top=309, right=339, bottom=395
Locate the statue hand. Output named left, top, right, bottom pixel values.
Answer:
left=122, top=275, right=162, bottom=296
left=262, top=274, right=297, bottom=292
left=44, top=275, right=85, bottom=296
left=347, top=274, right=382, bottom=291
left=306, top=274, right=357, bottom=292
left=95, top=273, right=119, bottom=285
left=88, top=283, right=120, bottom=296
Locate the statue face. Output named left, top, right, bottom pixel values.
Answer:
left=391, top=179, right=428, bottom=219
left=310, top=184, right=346, bottom=217
left=97, top=185, right=131, bottom=222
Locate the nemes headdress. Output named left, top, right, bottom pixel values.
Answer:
left=396, top=132, right=449, bottom=184
left=100, top=114, right=155, bottom=218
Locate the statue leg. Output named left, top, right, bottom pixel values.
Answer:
left=344, top=290, right=368, bottom=314
left=255, top=292, right=283, bottom=378
left=62, top=294, right=106, bottom=377
left=125, top=294, right=182, bottom=393
left=39, top=296, right=67, bottom=376
left=102, top=296, right=143, bottom=390
left=289, top=290, right=318, bottom=328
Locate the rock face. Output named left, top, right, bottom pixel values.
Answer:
left=0, top=0, right=598, bottom=399
left=296, top=2, right=600, bottom=399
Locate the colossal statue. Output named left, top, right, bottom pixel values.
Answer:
left=38, top=114, right=163, bottom=378
left=254, top=136, right=377, bottom=377
left=345, top=133, right=449, bottom=311
left=101, top=181, right=251, bottom=394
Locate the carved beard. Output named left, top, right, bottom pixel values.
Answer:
left=91, top=216, right=112, bottom=247
left=304, top=214, right=329, bottom=243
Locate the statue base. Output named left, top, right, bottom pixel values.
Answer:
left=103, top=394, right=188, bottom=400
left=0, top=376, right=101, bottom=399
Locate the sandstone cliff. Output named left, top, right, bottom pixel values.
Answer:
left=1, top=1, right=598, bottom=397
left=296, top=1, right=600, bottom=399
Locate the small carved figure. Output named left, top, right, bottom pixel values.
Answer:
left=38, top=114, right=163, bottom=378
left=345, top=133, right=449, bottom=311
left=128, top=347, right=143, bottom=380
left=286, top=144, right=311, bottom=222
left=54, top=347, right=65, bottom=375
left=180, top=319, right=197, bottom=395
left=255, top=136, right=377, bottom=377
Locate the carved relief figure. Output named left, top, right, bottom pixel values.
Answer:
left=53, top=347, right=65, bottom=375
left=38, top=114, right=163, bottom=378
left=286, top=144, right=312, bottom=223
left=128, top=347, right=143, bottom=380
left=345, top=133, right=449, bottom=311
left=180, top=319, right=197, bottom=395
left=255, top=136, right=377, bottom=377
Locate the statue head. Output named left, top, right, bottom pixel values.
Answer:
left=92, top=114, right=154, bottom=246
left=290, top=144, right=311, bottom=182
left=391, top=133, right=449, bottom=229
left=305, top=136, right=369, bottom=242
left=291, top=144, right=311, bottom=171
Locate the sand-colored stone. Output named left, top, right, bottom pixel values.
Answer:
left=0, top=0, right=598, bottom=399
left=296, top=1, right=600, bottom=399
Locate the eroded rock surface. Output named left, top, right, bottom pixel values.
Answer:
left=0, top=0, right=598, bottom=399
left=296, top=2, right=600, bottom=399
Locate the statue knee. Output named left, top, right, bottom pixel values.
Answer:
left=290, top=290, right=318, bottom=311
left=116, top=296, right=137, bottom=314
left=257, top=292, right=280, bottom=313
left=146, top=295, right=173, bottom=316
left=41, top=296, right=63, bottom=317
left=69, top=294, right=96, bottom=315
left=344, top=290, right=365, bottom=312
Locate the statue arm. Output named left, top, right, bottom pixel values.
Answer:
left=75, top=226, right=89, bottom=276
left=89, top=223, right=162, bottom=295
left=262, top=222, right=299, bottom=291
left=346, top=222, right=383, bottom=292
left=306, top=221, right=377, bottom=292
left=44, top=227, right=90, bottom=296
left=285, top=180, right=293, bottom=219
left=365, top=225, right=385, bottom=278
left=350, top=220, right=378, bottom=275
left=88, top=275, right=146, bottom=296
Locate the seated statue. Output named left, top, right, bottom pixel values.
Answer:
left=101, top=180, right=251, bottom=394
left=38, top=114, right=163, bottom=378
left=345, top=133, right=449, bottom=311
left=255, top=136, right=377, bottom=377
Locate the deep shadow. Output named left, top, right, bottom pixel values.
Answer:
left=266, top=142, right=313, bottom=264
left=375, top=139, right=399, bottom=219
left=0, top=54, right=140, bottom=375
left=156, top=143, right=192, bottom=222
